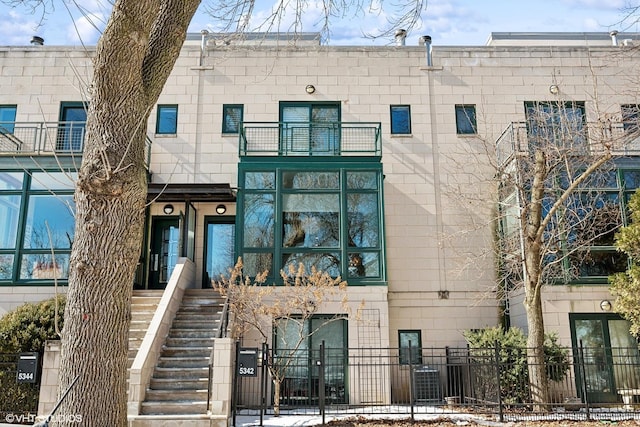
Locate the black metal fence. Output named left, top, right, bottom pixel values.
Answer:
left=0, top=353, right=40, bottom=425
left=232, top=343, right=640, bottom=425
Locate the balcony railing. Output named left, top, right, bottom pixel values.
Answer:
left=0, top=121, right=152, bottom=167
left=496, top=121, right=640, bottom=166
left=240, top=122, right=382, bottom=157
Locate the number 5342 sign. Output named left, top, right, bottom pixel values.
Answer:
left=237, top=347, right=258, bottom=377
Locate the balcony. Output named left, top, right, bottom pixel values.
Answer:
left=240, top=122, right=382, bottom=157
left=0, top=121, right=152, bottom=166
left=496, top=121, right=640, bottom=167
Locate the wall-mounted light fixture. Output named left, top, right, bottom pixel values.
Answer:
left=305, top=85, right=316, bottom=94
left=163, top=204, right=174, bottom=215
left=600, top=300, right=612, bottom=312
left=549, top=84, right=560, bottom=95
left=216, top=204, right=227, bottom=215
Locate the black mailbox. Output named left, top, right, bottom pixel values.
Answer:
left=17, top=352, right=39, bottom=384
left=237, top=347, right=258, bottom=377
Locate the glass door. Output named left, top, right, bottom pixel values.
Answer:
left=280, top=103, right=340, bottom=155
left=203, top=218, right=235, bottom=287
left=570, top=313, right=640, bottom=403
left=58, top=102, right=87, bottom=151
left=149, top=217, right=180, bottom=289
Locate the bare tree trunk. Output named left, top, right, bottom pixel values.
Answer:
left=523, top=148, right=550, bottom=410
left=53, top=1, right=200, bottom=425
left=273, top=379, right=281, bottom=417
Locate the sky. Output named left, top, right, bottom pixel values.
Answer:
left=0, top=0, right=634, bottom=47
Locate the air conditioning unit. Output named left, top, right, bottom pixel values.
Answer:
left=413, top=366, right=441, bottom=402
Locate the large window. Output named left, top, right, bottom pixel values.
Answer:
left=222, top=104, right=243, bottom=134
left=156, top=104, right=178, bottom=134
left=0, top=105, right=17, bottom=134
left=390, top=105, right=411, bottom=135
left=455, top=104, right=477, bottom=135
left=239, top=166, right=384, bottom=283
left=0, top=171, right=76, bottom=282
left=525, top=101, right=586, bottom=152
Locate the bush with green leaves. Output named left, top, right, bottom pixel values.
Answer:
left=463, top=326, right=569, bottom=405
left=0, top=296, right=65, bottom=415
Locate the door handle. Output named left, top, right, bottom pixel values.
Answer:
left=151, top=254, right=158, bottom=272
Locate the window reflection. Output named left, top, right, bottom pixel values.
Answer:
left=24, top=195, right=75, bottom=249
left=0, top=195, right=20, bottom=249
left=20, top=253, right=69, bottom=280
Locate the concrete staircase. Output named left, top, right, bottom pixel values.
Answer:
left=140, top=289, right=224, bottom=415
left=129, top=290, right=163, bottom=369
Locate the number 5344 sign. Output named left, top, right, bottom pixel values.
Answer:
left=237, top=347, right=258, bottom=377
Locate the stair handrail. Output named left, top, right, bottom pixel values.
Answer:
left=207, top=294, right=230, bottom=412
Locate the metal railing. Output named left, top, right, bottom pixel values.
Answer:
left=207, top=295, right=231, bottom=411
left=232, top=344, right=640, bottom=424
left=240, top=122, right=382, bottom=157
left=0, top=121, right=153, bottom=167
left=496, top=121, right=640, bottom=167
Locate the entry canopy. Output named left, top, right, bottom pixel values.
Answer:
left=147, top=183, right=236, bottom=202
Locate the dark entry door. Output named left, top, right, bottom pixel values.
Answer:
left=149, top=217, right=180, bottom=289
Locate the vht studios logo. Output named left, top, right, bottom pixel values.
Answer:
left=5, top=413, right=83, bottom=424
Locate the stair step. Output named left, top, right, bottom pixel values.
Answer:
left=158, top=357, right=209, bottom=368
left=165, top=337, right=215, bottom=347
left=152, top=366, right=209, bottom=379
left=140, top=400, right=208, bottom=415
left=168, top=330, right=217, bottom=339
left=149, top=377, right=208, bottom=390
left=161, top=347, right=211, bottom=358
left=144, top=389, right=208, bottom=401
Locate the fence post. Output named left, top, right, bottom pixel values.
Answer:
left=408, top=340, right=414, bottom=421
left=232, top=341, right=240, bottom=427
left=260, top=342, right=268, bottom=427
left=319, top=340, right=326, bottom=425
left=494, top=340, right=504, bottom=423
left=578, top=340, right=590, bottom=421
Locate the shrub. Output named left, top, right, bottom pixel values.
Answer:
left=0, top=295, right=65, bottom=353
left=463, top=326, right=569, bottom=405
left=0, top=296, right=65, bottom=414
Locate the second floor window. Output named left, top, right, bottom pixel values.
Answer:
left=390, top=105, right=411, bottom=134
left=455, top=104, right=477, bottom=135
left=156, top=105, right=178, bottom=134
left=222, top=104, right=243, bottom=134
left=0, top=105, right=17, bottom=134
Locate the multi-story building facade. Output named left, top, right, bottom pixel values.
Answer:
left=1, top=31, right=640, bottom=407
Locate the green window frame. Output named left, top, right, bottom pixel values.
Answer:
left=222, top=104, right=243, bottom=134
left=0, top=170, right=76, bottom=283
left=0, top=105, right=17, bottom=134
left=156, top=104, right=178, bottom=134
left=399, top=330, right=422, bottom=365
left=237, top=163, right=385, bottom=284
left=390, top=105, right=411, bottom=135
left=455, top=104, right=477, bottom=135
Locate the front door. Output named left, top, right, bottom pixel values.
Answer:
left=149, top=217, right=180, bottom=289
